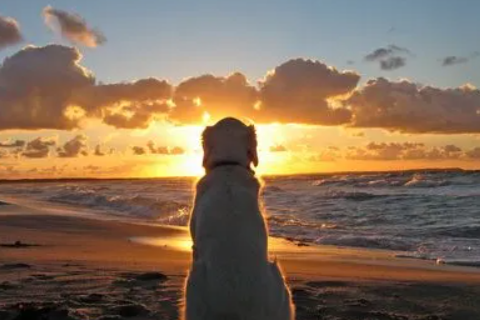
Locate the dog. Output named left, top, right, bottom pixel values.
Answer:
left=183, top=117, right=294, bottom=320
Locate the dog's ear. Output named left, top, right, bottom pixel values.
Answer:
left=247, top=125, right=259, bottom=167
left=202, top=126, right=212, bottom=168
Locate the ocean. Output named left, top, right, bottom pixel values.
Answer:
left=1, top=169, right=479, bottom=267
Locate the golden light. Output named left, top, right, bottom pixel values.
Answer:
left=202, top=111, right=211, bottom=123
left=193, top=97, right=202, bottom=107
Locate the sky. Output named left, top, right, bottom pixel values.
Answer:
left=1, top=0, right=480, bottom=179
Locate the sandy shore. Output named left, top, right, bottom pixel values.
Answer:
left=1, top=202, right=480, bottom=320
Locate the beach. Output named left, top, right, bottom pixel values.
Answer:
left=1, top=201, right=480, bottom=320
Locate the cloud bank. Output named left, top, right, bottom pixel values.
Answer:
left=311, top=142, right=480, bottom=162
left=1, top=44, right=479, bottom=134
left=347, top=78, right=480, bottom=133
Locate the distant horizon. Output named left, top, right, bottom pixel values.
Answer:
left=0, top=166, right=474, bottom=183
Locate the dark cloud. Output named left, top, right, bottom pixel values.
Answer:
left=0, top=15, right=22, bottom=50
left=0, top=140, right=25, bottom=148
left=256, top=58, right=359, bottom=125
left=170, top=73, right=257, bottom=124
left=43, top=6, right=106, bottom=47
left=72, top=78, right=172, bottom=128
left=73, top=78, right=172, bottom=112
left=0, top=44, right=174, bottom=131
left=0, top=45, right=95, bottom=130
left=347, top=78, right=480, bottom=133
left=269, top=144, right=287, bottom=152
left=441, top=52, right=479, bottom=67
left=132, top=146, right=147, bottom=155
left=94, top=145, right=106, bottom=156
left=364, top=45, right=411, bottom=71
left=22, top=137, right=56, bottom=158
left=57, top=135, right=89, bottom=157
left=134, top=142, right=184, bottom=155
left=146, top=141, right=169, bottom=154
left=442, top=56, right=468, bottom=66
left=380, top=56, right=406, bottom=70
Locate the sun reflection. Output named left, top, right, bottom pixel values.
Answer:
left=131, top=236, right=193, bottom=252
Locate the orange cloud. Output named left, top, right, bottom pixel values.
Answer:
left=171, top=73, right=257, bottom=124
left=256, top=59, right=358, bottom=125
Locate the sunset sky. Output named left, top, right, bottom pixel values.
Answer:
left=1, top=0, right=480, bottom=179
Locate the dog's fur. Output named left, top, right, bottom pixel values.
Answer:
left=183, top=118, right=294, bottom=320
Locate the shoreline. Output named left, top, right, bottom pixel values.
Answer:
left=1, top=202, right=480, bottom=319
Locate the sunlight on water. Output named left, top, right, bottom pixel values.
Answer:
left=131, top=236, right=193, bottom=252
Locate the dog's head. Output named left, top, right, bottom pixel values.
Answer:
left=202, top=117, right=258, bottom=172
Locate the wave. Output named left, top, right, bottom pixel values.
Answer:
left=323, top=190, right=384, bottom=201
left=403, top=173, right=450, bottom=187
left=315, top=234, right=415, bottom=251
left=47, top=187, right=190, bottom=225
left=433, top=225, right=480, bottom=239
left=313, top=172, right=457, bottom=188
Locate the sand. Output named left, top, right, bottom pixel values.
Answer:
left=1, top=202, right=480, bottom=320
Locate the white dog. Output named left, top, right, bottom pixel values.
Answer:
left=183, top=118, right=294, bottom=320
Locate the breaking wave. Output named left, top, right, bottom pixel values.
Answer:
left=48, top=186, right=190, bottom=225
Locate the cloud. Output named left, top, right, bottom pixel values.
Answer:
left=43, top=6, right=106, bottom=47
left=466, top=147, right=480, bottom=159
left=0, top=139, right=25, bottom=148
left=0, top=44, right=174, bottom=131
left=57, top=134, right=89, bottom=157
left=170, top=73, right=257, bottom=124
left=306, top=141, right=480, bottom=162
left=347, top=78, right=480, bottom=133
left=132, top=146, right=147, bottom=155
left=73, top=78, right=172, bottom=111
left=134, top=141, right=185, bottom=155
left=364, top=45, right=411, bottom=71
left=0, top=44, right=95, bottom=130
left=3, top=45, right=480, bottom=134
left=170, top=146, right=185, bottom=155
left=22, top=137, right=56, bottom=158
left=441, top=52, right=479, bottom=67
left=344, top=142, right=467, bottom=161
left=380, top=56, right=406, bottom=70
left=442, top=56, right=468, bottom=66
left=94, top=145, right=106, bottom=156
left=72, top=78, right=173, bottom=128
left=269, top=144, right=287, bottom=152
left=256, top=58, right=359, bottom=125
left=146, top=141, right=169, bottom=154
left=0, top=15, right=22, bottom=50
